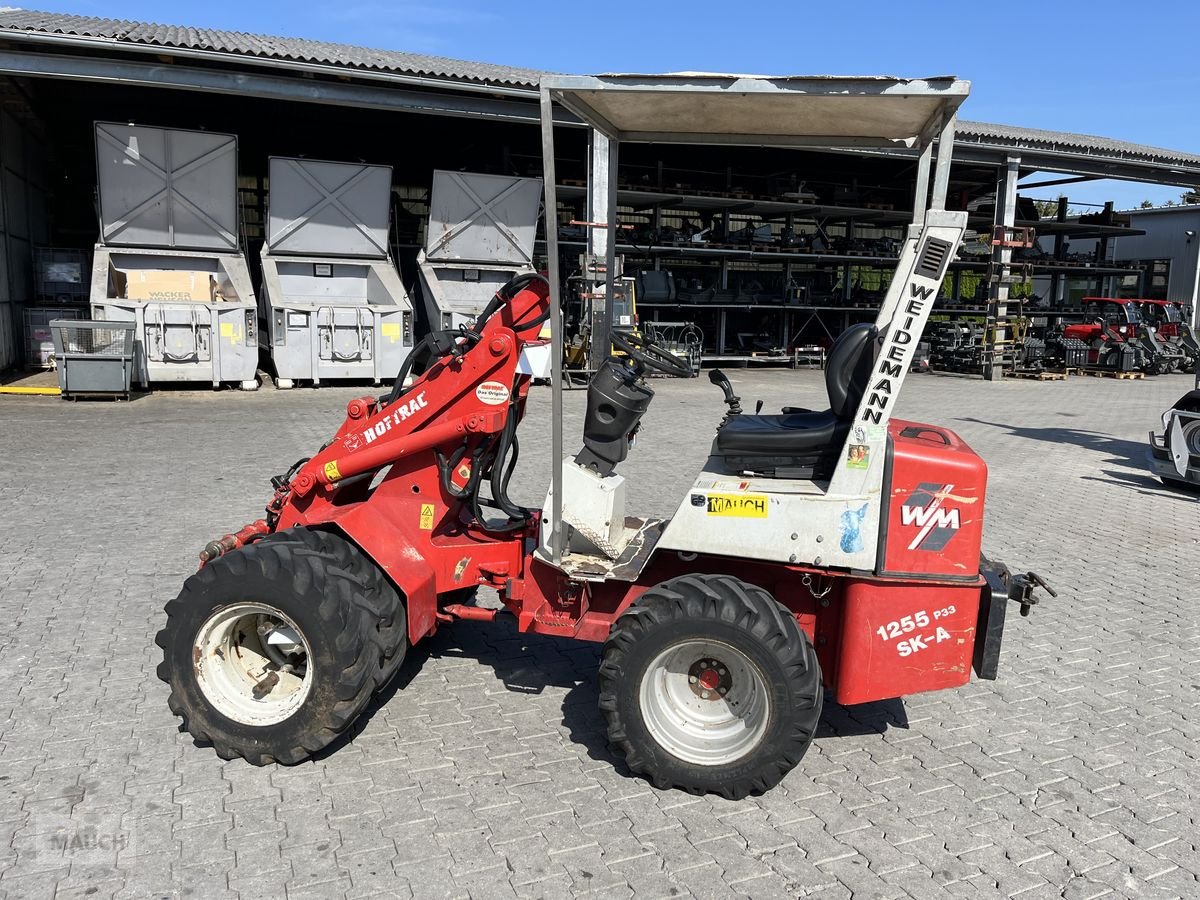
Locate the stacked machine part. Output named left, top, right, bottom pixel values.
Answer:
left=926, top=320, right=985, bottom=374
left=89, top=124, right=259, bottom=390
left=416, top=171, right=543, bottom=331
left=259, top=157, right=414, bottom=388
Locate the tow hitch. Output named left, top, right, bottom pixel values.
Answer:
left=975, top=556, right=1055, bottom=680
left=1009, top=570, right=1056, bottom=617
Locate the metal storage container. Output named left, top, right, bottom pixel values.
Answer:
left=24, top=305, right=86, bottom=366
left=259, top=157, right=413, bottom=387
left=416, top=171, right=543, bottom=330
left=35, top=248, right=91, bottom=303
left=50, top=319, right=136, bottom=399
left=89, top=123, right=259, bottom=390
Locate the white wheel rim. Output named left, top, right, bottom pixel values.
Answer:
left=193, top=602, right=313, bottom=727
left=639, top=639, right=770, bottom=766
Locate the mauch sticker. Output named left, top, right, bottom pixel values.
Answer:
left=846, top=444, right=869, bottom=469
left=476, top=381, right=509, bottom=405
left=706, top=493, right=768, bottom=518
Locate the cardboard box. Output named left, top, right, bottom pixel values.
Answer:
left=112, top=265, right=219, bottom=302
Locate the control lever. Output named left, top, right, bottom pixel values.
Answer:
left=755, top=400, right=764, bottom=414
left=708, top=369, right=742, bottom=415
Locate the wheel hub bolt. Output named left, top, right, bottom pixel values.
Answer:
left=688, top=657, right=731, bottom=700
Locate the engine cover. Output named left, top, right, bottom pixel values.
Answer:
left=878, top=420, right=987, bottom=580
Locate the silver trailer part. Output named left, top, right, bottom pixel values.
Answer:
left=91, top=246, right=259, bottom=389
left=417, top=170, right=542, bottom=329
left=91, top=123, right=258, bottom=389
left=259, top=157, right=413, bottom=387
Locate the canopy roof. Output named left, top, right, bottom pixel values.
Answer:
left=541, top=74, right=970, bottom=149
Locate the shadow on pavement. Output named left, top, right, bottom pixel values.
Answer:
left=956, top=416, right=1151, bottom=468
left=325, top=616, right=913, bottom=777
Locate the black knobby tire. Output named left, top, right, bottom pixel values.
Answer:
left=598, top=574, right=822, bottom=799
left=258, top=528, right=407, bottom=685
left=155, top=531, right=402, bottom=765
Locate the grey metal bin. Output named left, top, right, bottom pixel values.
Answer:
left=259, top=157, right=414, bottom=388
left=50, top=319, right=136, bottom=400
left=417, top=170, right=543, bottom=330
left=89, top=123, right=259, bottom=391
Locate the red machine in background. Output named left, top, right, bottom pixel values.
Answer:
left=1063, top=298, right=1184, bottom=374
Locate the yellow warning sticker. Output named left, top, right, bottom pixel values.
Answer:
left=419, top=502, right=435, bottom=530
left=219, top=322, right=241, bottom=341
left=706, top=493, right=768, bottom=518
left=381, top=322, right=401, bottom=343
left=323, top=460, right=342, bottom=482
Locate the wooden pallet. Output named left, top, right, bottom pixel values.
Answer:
left=1045, top=367, right=1083, bottom=376
left=1005, top=370, right=1066, bottom=381
left=1082, top=368, right=1145, bottom=379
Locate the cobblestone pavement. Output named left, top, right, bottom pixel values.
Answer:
left=1, top=368, right=1197, bottom=900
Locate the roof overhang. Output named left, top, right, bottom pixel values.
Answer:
left=541, top=73, right=969, bottom=150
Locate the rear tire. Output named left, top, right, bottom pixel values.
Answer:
left=155, top=530, right=404, bottom=765
left=598, top=574, right=822, bottom=799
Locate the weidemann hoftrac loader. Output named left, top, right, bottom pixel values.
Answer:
left=90, top=123, right=259, bottom=390
left=259, top=157, right=414, bottom=388
left=157, top=74, right=1052, bottom=800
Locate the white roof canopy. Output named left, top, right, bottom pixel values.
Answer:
left=541, top=74, right=969, bottom=150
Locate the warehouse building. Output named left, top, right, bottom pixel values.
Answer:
left=1, top=9, right=1199, bottom=378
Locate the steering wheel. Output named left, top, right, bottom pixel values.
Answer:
left=610, top=328, right=692, bottom=377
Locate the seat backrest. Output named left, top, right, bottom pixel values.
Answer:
left=826, top=322, right=879, bottom=419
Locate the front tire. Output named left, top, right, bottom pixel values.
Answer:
left=598, top=574, right=822, bottom=799
left=155, top=530, right=403, bottom=765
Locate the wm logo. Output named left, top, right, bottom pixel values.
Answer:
left=901, top=483, right=961, bottom=551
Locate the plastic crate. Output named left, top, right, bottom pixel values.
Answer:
left=35, top=248, right=91, bottom=303
left=50, top=320, right=136, bottom=399
left=24, top=306, right=86, bottom=367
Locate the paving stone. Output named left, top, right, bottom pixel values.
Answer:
left=0, top=371, right=1196, bottom=899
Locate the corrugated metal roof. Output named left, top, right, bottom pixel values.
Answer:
left=0, top=8, right=545, bottom=87
left=0, top=9, right=1197, bottom=173
left=957, top=120, right=1200, bottom=168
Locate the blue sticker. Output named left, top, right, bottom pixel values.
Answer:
left=840, top=503, right=869, bottom=553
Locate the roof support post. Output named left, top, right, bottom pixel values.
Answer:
left=539, top=87, right=565, bottom=564
left=984, top=154, right=1021, bottom=381
left=586, top=130, right=619, bottom=371
left=931, top=113, right=958, bottom=211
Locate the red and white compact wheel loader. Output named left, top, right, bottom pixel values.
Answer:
left=157, top=74, right=1051, bottom=798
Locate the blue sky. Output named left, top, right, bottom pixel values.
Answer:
left=42, top=0, right=1200, bottom=209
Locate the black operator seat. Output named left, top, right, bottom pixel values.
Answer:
left=714, top=323, right=879, bottom=477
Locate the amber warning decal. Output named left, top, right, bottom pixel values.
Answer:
left=706, top=493, right=768, bottom=518
left=323, top=460, right=342, bottom=482
left=419, top=503, right=435, bottom=530
left=475, top=381, right=509, bottom=405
